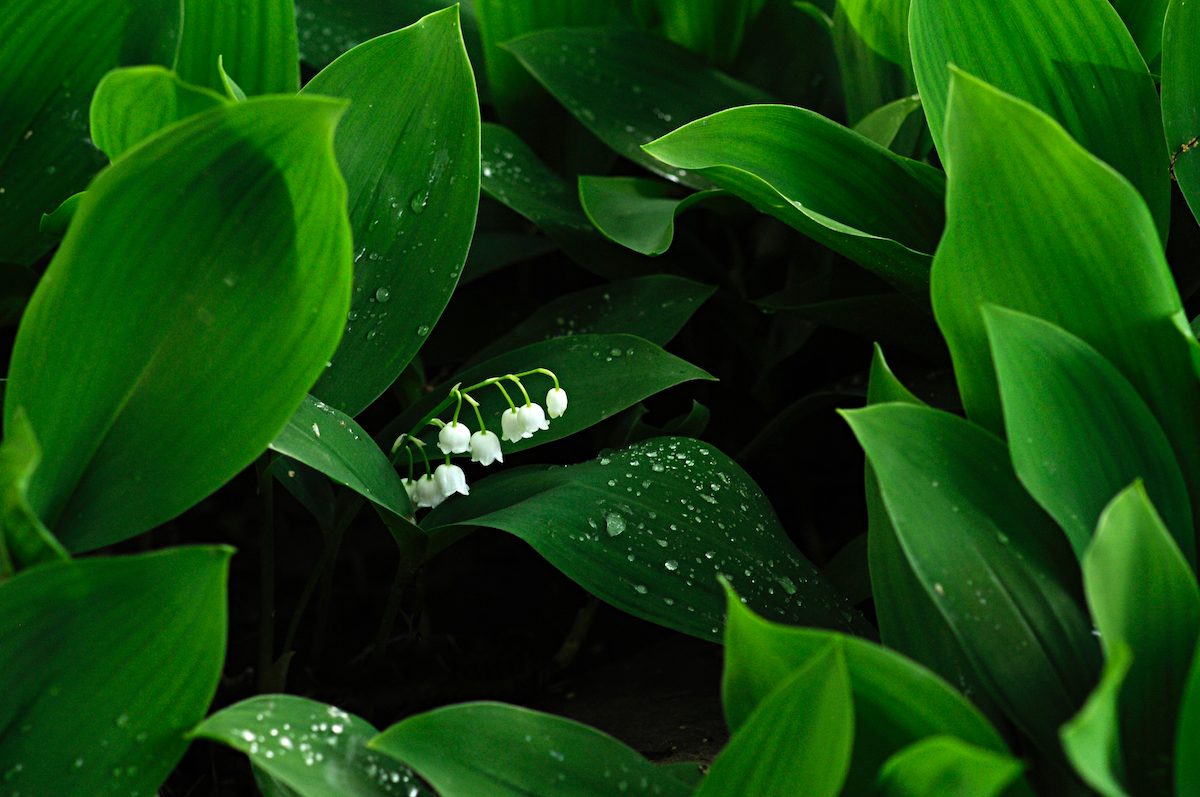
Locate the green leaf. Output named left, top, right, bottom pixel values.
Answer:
left=294, top=0, right=479, bottom=71
left=469, top=275, right=715, bottom=364
left=1082, top=483, right=1200, bottom=795
left=863, top=349, right=995, bottom=722
left=270, top=395, right=411, bottom=518
left=90, top=66, right=227, bottom=161
left=1178, top=641, right=1200, bottom=795
left=304, top=7, right=481, bottom=416
left=910, top=0, right=1168, bottom=236
left=0, top=546, right=230, bottom=794
left=192, top=695, right=433, bottom=796
left=931, top=72, right=1200, bottom=543
left=38, top=191, right=84, bottom=238
left=833, top=0, right=916, bottom=124
left=852, top=95, right=923, bottom=150
left=697, top=642, right=853, bottom=797
left=389, top=334, right=714, bottom=459
left=578, top=176, right=724, bottom=256
left=1060, top=644, right=1133, bottom=797
left=423, top=437, right=869, bottom=642
left=1110, top=0, right=1170, bottom=61
left=844, top=403, right=1099, bottom=758
left=0, top=0, right=180, bottom=263
left=4, top=97, right=353, bottom=552
left=837, top=0, right=909, bottom=64
left=986, top=307, right=1192, bottom=562
left=0, top=410, right=68, bottom=574
left=643, top=104, right=945, bottom=298
left=174, top=0, right=299, bottom=95
left=504, top=27, right=771, bottom=187
left=876, top=736, right=1025, bottom=797
left=1163, top=0, right=1200, bottom=226
left=651, top=0, right=768, bottom=64
left=722, top=592, right=1010, bottom=796
left=370, top=701, right=692, bottom=797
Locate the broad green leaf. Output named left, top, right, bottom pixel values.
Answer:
left=4, top=97, right=353, bottom=552
left=192, top=695, right=433, bottom=796
left=505, top=27, right=772, bottom=187
left=0, top=0, right=179, bottom=263
left=931, top=72, right=1200, bottom=538
left=833, top=0, right=916, bottom=124
left=863, top=349, right=995, bottom=721
left=837, top=0, right=910, bottom=64
left=0, top=546, right=230, bottom=794
left=481, top=123, right=650, bottom=279
left=1060, top=644, right=1133, bottom=797
left=270, top=395, right=412, bottom=518
left=174, top=0, right=299, bottom=95
left=1178, top=642, right=1200, bottom=795
left=986, top=307, right=1192, bottom=561
left=469, top=275, right=714, bottom=364
left=423, top=437, right=869, bottom=642
left=651, top=0, right=768, bottom=64
left=723, top=592, right=1010, bottom=796
left=876, top=736, right=1025, bottom=797
left=1111, top=0, right=1170, bottom=61
left=1083, top=484, right=1200, bottom=796
left=578, top=176, right=724, bottom=256
left=699, top=643, right=853, bottom=797
left=0, top=410, right=68, bottom=574
left=852, top=95, right=923, bottom=150
left=389, top=334, right=714, bottom=459
left=1163, top=0, right=1200, bottom=226
left=910, top=0, right=1169, bottom=236
left=844, top=404, right=1099, bottom=758
left=304, top=7, right=481, bottom=416
left=370, top=701, right=692, bottom=797
left=90, top=66, right=226, bottom=160
left=643, top=105, right=945, bottom=298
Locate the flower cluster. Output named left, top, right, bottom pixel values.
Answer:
left=394, top=369, right=567, bottom=511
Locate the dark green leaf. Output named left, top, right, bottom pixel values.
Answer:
left=759, top=291, right=945, bottom=360
left=0, top=410, right=68, bottom=574
left=1111, top=0, right=1170, bottom=61
left=578, top=176, right=724, bottom=256
left=844, top=403, right=1099, bottom=758
left=294, top=0, right=478, bottom=71
left=0, top=546, right=230, bottom=794
left=271, top=395, right=412, bottom=518
left=651, top=0, right=768, bottom=65
left=644, top=104, right=945, bottom=298
left=1060, top=644, right=1133, bottom=797
left=1083, top=483, right=1200, bottom=795
left=852, top=95, right=923, bottom=150
left=505, top=27, right=771, bottom=187
left=1163, top=0, right=1200, bottom=226
left=910, top=0, right=1168, bottom=235
left=90, top=66, right=226, bottom=160
left=0, top=0, right=180, bottom=263
left=876, top=736, right=1025, bottom=797
left=1177, top=641, right=1200, bottom=795
left=304, top=7, right=481, bottom=416
left=423, top=437, right=868, bottom=642
left=370, top=701, right=692, bottom=797
left=174, top=0, right=299, bottom=95
left=833, top=0, right=916, bottom=124
left=38, top=192, right=84, bottom=238
left=4, top=97, right=353, bottom=551
left=931, top=72, right=1200, bottom=546
left=0, top=264, right=36, bottom=327
left=697, top=643, right=853, bottom=797
left=192, top=694, right=433, bottom=796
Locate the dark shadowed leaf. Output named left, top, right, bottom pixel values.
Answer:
left=174, top=0, right=299, bottom=95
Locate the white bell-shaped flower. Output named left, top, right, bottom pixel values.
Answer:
left=434, top=463, right=469, bottom=497
left=518, top=402, right=550, bottom=436
left=546, top=388, right=568, bottom=419
left=437, top=421, right=471, bottom=455
left=470, top=430, right=503, bottom=466
left=501, top=407, right=524, bottom=443
left=401, top=477, right=418, bottom=506
left=414, top=474, right=444, bottom=509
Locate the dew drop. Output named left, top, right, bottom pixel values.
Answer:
left=605, top=512, right=627, bottom=537
left=375, top=287, right=390, bottom=303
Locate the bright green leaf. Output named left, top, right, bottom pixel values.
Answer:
left=0, top=546, right=230, bottom=794
left=578, top=176, right=724, bottom=256
left=1060, top=644, right=1133, bottom=797
left=4, top=97, right=353, bottom=551
left=370, top=701, right=691, bottom=797
left=423, top=437, right=869, bottom=642
left=643, top=104, right=945, bottom=298
left=910, top=0, right=1168, bottom=236
left=0, top=410, right=68, bottom=574
left=0, top=0, right=180, bottom=263
left=697, top=643, right=853, bottom=797
left=1083, top=483, right=1200, bottom=795
left=192, top=695, right=433, bottom=796
left=852, top=95, right=925, bottom=153
left=90, top=66, right=226, bottom=161
left=304, top=7, right=481, bottom=416
left=845, top=403, right=1100, bottom=758
left=876, top=736, right=1025, bottom=797
left=1163, top=0, right=1200, bottom=226
left=174, top=0, right=299, bottom=95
